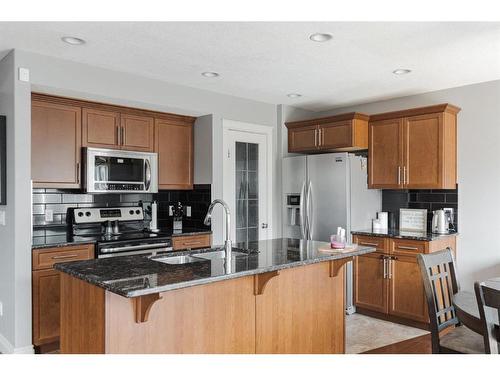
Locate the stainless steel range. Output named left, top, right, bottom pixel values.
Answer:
left=68, top=206, right=172, bottom=258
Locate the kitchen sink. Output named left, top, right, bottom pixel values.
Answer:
left=152, top=254, right=206, bottom=265
left=192, top=250, right=248, bottom=261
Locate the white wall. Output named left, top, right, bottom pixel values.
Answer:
left=0, top=50, right=33, bottom=353
left=294, top=80, right=500, bottom=290
left=0, top=48, right=279, bottom=351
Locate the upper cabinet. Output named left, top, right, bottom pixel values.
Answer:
left=155, top=118, right=194, bottom=190
left=368, top=104, right=460, bottom=190
left=32, top=98, right=82, bottom=188
left=32, top=93, right=196, bottom=189
left=286, top=113, right=369, bottom=153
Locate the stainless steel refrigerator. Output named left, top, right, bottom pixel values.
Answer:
left=282, top=152, right=381, bottom=314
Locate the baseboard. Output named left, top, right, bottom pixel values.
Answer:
left=0, top=332, right=34, bottom=354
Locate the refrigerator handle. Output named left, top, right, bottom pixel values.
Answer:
left=299, top=180, right=307, bottom=239
left=306, top=180, right=313, bottom=240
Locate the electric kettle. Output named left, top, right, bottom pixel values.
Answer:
left=432, top=209, right=448, bottom=234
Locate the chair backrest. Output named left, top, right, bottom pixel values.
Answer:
left=417, top=248, right=460, bottom=353
left=474, top=282, right=500, bottom=354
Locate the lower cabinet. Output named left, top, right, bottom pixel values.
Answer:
left=172, top=234, right=211, bottom=250
left=353, top=235, right=456, bottom=327
left=32, top=244, right=94, bottom=350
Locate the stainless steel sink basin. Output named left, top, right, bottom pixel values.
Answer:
left=152, top=254, right=206, bottom=265
left=192, top=250, right=248, bottom=261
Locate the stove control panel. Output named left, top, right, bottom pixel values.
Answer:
left=73, top=206, right=144, bottom=224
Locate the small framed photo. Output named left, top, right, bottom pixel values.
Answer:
left=399, top=208, right=427, bottom=232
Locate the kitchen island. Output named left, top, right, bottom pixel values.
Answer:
left=55, top=238, right=374, bottom=354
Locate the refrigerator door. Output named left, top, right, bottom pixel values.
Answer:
left=306, top=153, right=348, bottom=242
left=282, top=156, right=307, bottom=239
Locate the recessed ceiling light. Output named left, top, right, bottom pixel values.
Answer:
left=287, top=93, right=302, bottom=99
left=309, top=33, right=333, bottom=42
left=393, top=69, right=412, bottom=75
left=61, top=36, right=86, bottom=45
left=201, top=71, right=219, bottom=78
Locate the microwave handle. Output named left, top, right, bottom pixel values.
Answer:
left=144, top=159, right=151, bottom=191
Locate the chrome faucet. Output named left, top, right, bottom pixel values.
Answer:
left=204, top=199, right=232, bottom=261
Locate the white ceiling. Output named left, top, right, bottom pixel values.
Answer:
left=1, top=22, right=500, bottom=111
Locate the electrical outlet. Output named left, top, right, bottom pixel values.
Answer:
left=186, top=206, right=191, bottom=217
left=168, top=206, right=173, bottom=216
left=45, top=209, right=54, bottom=222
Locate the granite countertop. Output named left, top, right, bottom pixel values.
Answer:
left=32, top=227, right=212, bottom=250
left=54, top=238, right=375, bottom=298
left=351, top=228, right=458, bottom=241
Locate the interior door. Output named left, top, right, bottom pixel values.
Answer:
left=403, top=113, right=443, bottom=188
left=369, top=118, right=403, bottom=189
left=224, top=129, right=270, bottom=244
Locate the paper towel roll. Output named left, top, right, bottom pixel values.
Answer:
left=150, top=201, right=158, bottom=232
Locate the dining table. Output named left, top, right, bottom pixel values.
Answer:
left=452, top=277, right=500, bottom=335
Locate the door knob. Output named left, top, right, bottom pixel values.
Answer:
left=261, top=223, right=268, bottom=229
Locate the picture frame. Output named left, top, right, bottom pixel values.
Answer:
left=399, top=208, right=427, bottom=232
left=0, top=116, right=5, bottom=205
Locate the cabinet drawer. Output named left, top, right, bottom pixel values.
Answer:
left=172, top=234, right=211, bottom=250
left=353, top=235, right=388, bottom=254
left=33, top=244, right=94, bottom=271
left=391, top=239, right=426, bottom=255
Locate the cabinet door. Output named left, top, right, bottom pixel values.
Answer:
left=288, top=125, right=318, bottom=152
left=368, top=118, right=404, bottom=189
left=121, top=114, right=154, bottom=152
left=32, top=269, right=61, bottom=346
left=354, top=253, right=388, bottom=314
left=319, top=121, right=351, bottom=149
left=388, top=254, right=428, bottom=323
left=82, top=108, right=121, bottom=149
left=32, top=100, right=82, bottom=188
left=155, top=119, right=193, bottom=189
left=403, top=113, right=444, bottom=189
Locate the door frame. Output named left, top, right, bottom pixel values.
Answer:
left=222, top=119, right=274, bottom=242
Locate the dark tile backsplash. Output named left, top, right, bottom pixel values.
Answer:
left=32, top=184, right=212, bottom=237
left=382, top=187, right=458, bottom=232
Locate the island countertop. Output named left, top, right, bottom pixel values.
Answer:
left=54, top=238, right=375, bottom=298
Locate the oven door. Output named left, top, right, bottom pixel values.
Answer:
left=84, top=147, right=158, bottom=193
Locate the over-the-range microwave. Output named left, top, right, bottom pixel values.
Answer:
left=83, top=147, right=158, bottom=193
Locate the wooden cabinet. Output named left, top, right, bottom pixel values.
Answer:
left=31, top=99, right=82, bottom=188
left=121, top=114, right=154, bottom=152
left=353, top=235, right=456, bottom=328
left=82, top=108, right=121, bottom=149
left=155, top=118, right=194, bottom=190
left=286, top=112, right=369, bottom=153
left=369, top=104, right=459, bottom=189
left=32, top=244, right=94, bottom=350
left=172, top=234, right=211, bottom=250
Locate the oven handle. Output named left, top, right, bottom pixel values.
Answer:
left=99, top=247, right=173, bottom=259
left=100, top=242, right=171, bottom=254
left=144, top=159, right=151, bottom=191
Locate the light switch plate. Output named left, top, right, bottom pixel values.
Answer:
left=18, top=67, right=30, bottom=82
left=45, top=209, right=54, bottom=222
left=0, top=210, right=5, bottom=226
left=186, top=206, right=191, bottom=217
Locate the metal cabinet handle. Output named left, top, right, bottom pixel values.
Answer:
left=121, top=126, right=125, bottom=145
left=52, top=254, right=79, bottom=260
left=388, top=258, right=392, bottom=279
left=76, top=162, right=80, bottom=184
left=396, top=245, right=419, bottom=251
left=360, top=242, right=378, bottom=247
left=403, top=166, right=407, bottom=185
left=183, top=241, right=202, bottom=246
left=382, top=256, right=388, bottom=279
left=397, top=166, right=401, bottom=185
left=314, top=128, right=318, bottom=147
left=116, top=125, right=120, bottom=145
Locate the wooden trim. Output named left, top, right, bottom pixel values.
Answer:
left=329, top=257, right=352, bottom=277
left=31, top=92, right=196, bottom=125
left=253, top=270, right=280, bottom=295
left=134, top=293, right=162, bottom=323
left=285, top=112, right=369, bottom=129
left=369, top=103, right=461, bottom=122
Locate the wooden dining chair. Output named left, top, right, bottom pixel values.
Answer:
left=417, top=249, right=484, bottom=354
left=474, top=282, right=500, bottom=354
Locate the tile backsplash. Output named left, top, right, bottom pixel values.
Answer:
left=32, top=184, right=211, bottom=237
left=382, top=186, right=458, bottom=231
